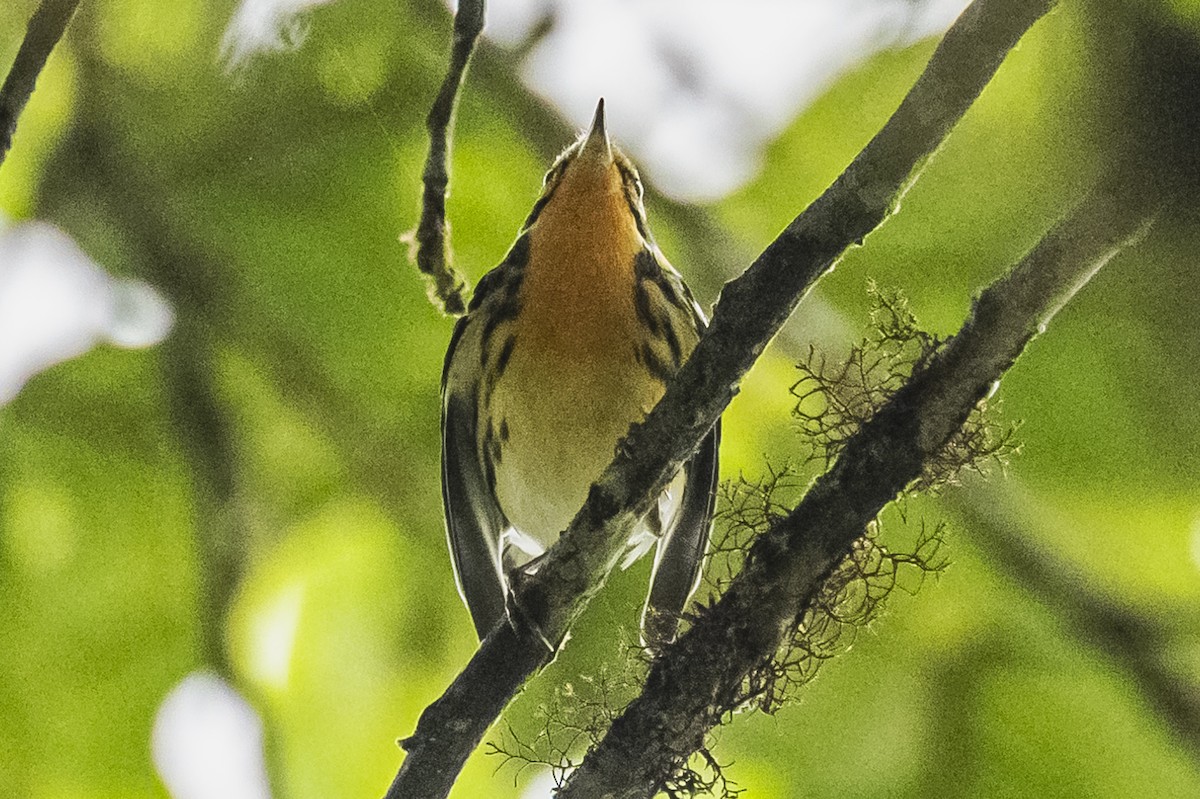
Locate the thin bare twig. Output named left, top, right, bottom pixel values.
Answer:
left=406, top=0, right=485, bottom=316
left=386, top=1, right=1057, bottom=797
left=0, top=0, right=82, bottom=170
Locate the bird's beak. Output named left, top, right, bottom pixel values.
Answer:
left=578, top=98, right=613, bottom=167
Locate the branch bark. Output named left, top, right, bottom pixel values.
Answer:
left=0, top=0, right=82, bottom=170
left=556, top=186, right=1152, bottom=799
left=407, top=0, right=485, bottom=316
left=387, top=1, right=1058, bottom=796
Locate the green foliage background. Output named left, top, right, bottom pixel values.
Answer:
left=1, top=0, right=1199, bottom=797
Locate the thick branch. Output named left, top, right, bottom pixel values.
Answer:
left=0, top=0, right=81, bottom=170
left=408, top=0, right=485, bottom=316
left=387, top=1, right=1056, bottom=796
left=557, top=187, right=1152, bottom=799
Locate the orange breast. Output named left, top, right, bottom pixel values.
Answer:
left=516, top=163, right=643, bottom=359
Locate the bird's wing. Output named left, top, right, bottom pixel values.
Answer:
left=641, top=418, right=721, bottom=649
left=441, top=316, right=508, bottom=640
left=633, top=248, right=720, bottom=648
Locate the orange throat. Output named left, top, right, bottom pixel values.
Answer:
left=517, top=162, right=644, bottom=359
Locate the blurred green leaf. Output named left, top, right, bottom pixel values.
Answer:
left=2, top=1, right=1198, bottom=797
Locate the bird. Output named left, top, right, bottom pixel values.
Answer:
left=440, top=98, right=719, bottom=649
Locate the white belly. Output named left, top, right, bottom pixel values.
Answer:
left=488, top=340, right=668, bottom=560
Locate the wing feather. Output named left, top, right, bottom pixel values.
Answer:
left=641, top=420, right=721, bottom=648
left=636, top=247, right=720, bottom=647
left=442, top=318, right=508, bottom=640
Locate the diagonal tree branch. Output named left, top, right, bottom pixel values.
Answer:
left=556, top=185, right=1153, bottom=799
left=0, top=0, right=82, bottom=170
left=950, top=484, right=1200, bottom=762
left=386, top=1, right=1058, bottom=796
left=406, top=0, right=485, bottom=316
left=32, top=42, right=290, bottom=794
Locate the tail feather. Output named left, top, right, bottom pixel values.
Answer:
left=641, top=420, right=721, bottom=649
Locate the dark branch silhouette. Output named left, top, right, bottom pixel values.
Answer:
left=951, top=484, right=1200, bottom=763
left=0, top=0, right=82, bottom=170
left=386, top=1, right=1059, bottom=797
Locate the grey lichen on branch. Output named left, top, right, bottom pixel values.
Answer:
left=792, top=283, right=1020, bottom=489
left=404, top=0, right=485, bottom=316
left=553, top=187, right=1154, bottom=799
left=0, top=0, right=83, bottom=171
left=493, top=482, right=947, bottom=795
left=386, top=0, right=1059, bottom=796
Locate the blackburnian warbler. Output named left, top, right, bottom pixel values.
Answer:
left=441, top=99, right=719, bottom=648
